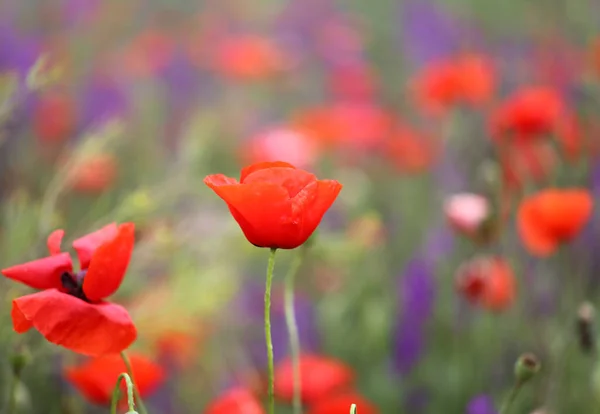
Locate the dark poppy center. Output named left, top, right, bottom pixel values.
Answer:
left=60, top=270, right=90, bottom=302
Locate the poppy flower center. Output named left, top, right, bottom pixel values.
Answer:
left=61, top=270, right=90, bottom=302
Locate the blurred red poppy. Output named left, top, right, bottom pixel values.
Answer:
left=65, top=353, right=165, bottom=406
left=490, top=86, right=564, bottom=139
left=155, top=329, right=200, bottom=370
left=306, top=391, right=378, bottom=414
left=412, top=54, right=495, bottom=116
left=456, top=256, right=516, bottom=312
left=33, top=89, right=77, bottom=144
left=499, top=140, right=556, bottom=191
left=517, top=188, right=593, bottom=256
left=1, top=223, right=137, bottom=356
left=204, top=161, right=342, bottom=249
left=67, top=153, right=118, bottom=194
left=328, top=63, right=378, bottom=101
left=384, top=124, right=439, bottom=173
left=204, top=388, right=265, bottom=414
left=274, top=354, right=355, bottom=405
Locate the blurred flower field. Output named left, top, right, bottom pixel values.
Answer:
left=1, top=0, right=600, bottom=413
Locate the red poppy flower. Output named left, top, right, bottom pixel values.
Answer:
left=34, top=89, right=77, bottom=144
left=517, top=189, right=593, bottom=256
left=306, top=391, right=378, bottom=414
left=204, top=388, right=265, bottom=414
left=274, top=354, right=355, bottom=405
left=2, top=223, right=137, bottom=356
left=66, top=153, right=118, bottom=194
left=384, top=124, right=439, bottom=173
left=455, top=256, right=516, bottom=311
left=490, top=86, right=564, bottom=139
left=499, top=140, right=557, bottom=191
left=204, top=162, right=342, bottom=249
left=64, top=352, right=165, bottom=406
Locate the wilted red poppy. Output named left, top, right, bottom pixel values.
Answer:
left=33, top=89, right=77, bottom=144
left=204, top=161, right=342, bottom=249
left=65, top=352, right=165, bottom=406
left=444, top=193, right=493, bottom=242
left=213, top=35, right=289, bottom=80
left=204, top=388, right=265, bottom=414
left=274, top=354, right=355, bottom=405
left=1, top=223, right=137, bottom=356
left=67, top=153, right=118, bottom=193
left=384, top=124, right=438, bottom=173
left=517, top=189, right=593, bottom=256
left=307, top=391, right=378, bottom=414
left=242, top=127, right=321, bottom=169
left=455, top=256, right=516, bottom=312
left=490, top=86, right=564, bottom=139
left=412, top=54, right=495, bottom=116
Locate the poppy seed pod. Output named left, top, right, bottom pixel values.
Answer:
left=514, top=353, right=541, bottom=384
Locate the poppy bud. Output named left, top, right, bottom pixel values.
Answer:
left=577, top=302, right=596, bottom=354
left=10, top=348, right=30, bottom=377
left=514, top=353, right=541, bottom=384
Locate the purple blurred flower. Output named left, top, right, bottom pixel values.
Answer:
left=0, top=24, right=41, bottom=75
left=79, top=72, right=130, bottom=128
left=466, top=394, right=497, bottom=414
left=60, top=0, right=102, bottom=27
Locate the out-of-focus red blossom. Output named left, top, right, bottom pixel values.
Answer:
left=274, top=354, right=355, bottom=405
left=155, top=329, right=201, bottom=369
left=490, top=86, right=564, bottom=139
left=589, top=37, right=600, bottom=76
left=1, top=223, right=137, bottom=356
left=213, top=35, right=289, bottom=80
left=444, top=193, right=492, bottom=241
left=555, top=114, right=583, bottom=162
left=65, top=353, right=165, bottom=406
left=517, top=188, right=593, bottom=256
left=204, top=388, right=265, bottom=414
left=204, top=162, right=342, bottom=249
left=412, top=54, right=495, bottom=116
left=66, top=153, right=118, bottom=194
left=499, top=140, right=556, bottom=191
left=120, top=29, right=175, bottom=78
left=33, top=89, right=77, bottom=144
left=456, top=256, right=516, bottom=312
left=292, top=103, right=394, bottom=151
left=307, top=391, right=378, bottom=414
left=534, top=38, right=582, bottom=90
left=328, top=63, right=377, bottom=101
left=242, top=127, right=321, bottom=169
left=384, top=124, right=439, bottom=173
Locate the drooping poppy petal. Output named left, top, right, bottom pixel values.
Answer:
left=240, top=161, right=296, bottom=182
left=12, top=289, right=137, bottom=356
left=83, top=223, right=135, bottom=302
left=65, top=353, right=165, bottom=406
left=275, top=354, right=355, bottom=405
left=47, top=229, right=65, bottom=255
left=307, top=391, right=378, bottom=414
left=72, top=223, right=118, bottom=269
left=204, top=388, right=265, bottom=414
left=2, top=252, right=72, bottom=290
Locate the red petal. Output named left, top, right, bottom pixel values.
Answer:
left=205, top=181, right=297, bottom=248
left=205, top=388, right=265, bottom=414
left=12, top=290, right=137, bottom=356
left=72, top=223, right=118, bottom=269
left=204, top=174, right=239, bottom=187
left=243, top=167, right=316, bottom=197
left=240, top=161, right=296, bottom=182
left=292, top=180, right=343, bottom=246
left=65, top=353, right=165, bottom=406
left=307, top=392, right=378, bottom=414
left=2, top=253, right=73, bottom=290
left=275, top=354, right=355, bottom=405
left=47, top=229, right=64, bottom=255
left=83, top=223, right=135, bottom=302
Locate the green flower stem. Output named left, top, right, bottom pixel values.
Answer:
left=499, top=381, right=522, bottom=414
left=110, top=373, right=136, bottom=414
left=120, top=351, right=148, bottom=414
left=284, top=248, right=307, bottom=414
left=350, top=403, right=357, bottom=414
left=265, top=247, right=278, bottom=414
left=7, top=374, right=19, bottom=414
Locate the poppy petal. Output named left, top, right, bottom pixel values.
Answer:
left=2, top=252, right=73, bottom=290
left=204, top=174, right=239, bottom=187
left=72, top=223, right=118, bottom=269
left=204, top=181, right=296, bottom=248
left=243, top=167, right=316, bottom=198
left=294, top=180, right=343, bottom=245
left=517, top=197, right=557, bottom=256
left=12, top=290, right=137, bottom=356
left=307, top=392, right=378, bottom=414
left=83, top=223, right=135, bottom=302
left=47, top=229, right=65, bottom=255
left=205, top=388, right=265, bottom=414
left=240, top=161, right=296, bottom=182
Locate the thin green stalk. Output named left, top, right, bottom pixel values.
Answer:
left=350, top=403, right=357, bottom=414
left=110, top=373, right=136, bottom=414
left=284, top=249, right=307, bottom=414
left=7, top=375, right=19, bottom=414
left=265, top=247, right=278, bottom=414
left=499, top=381, right=522, bottom=414
left=120, top=351, right=148, bottom=414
